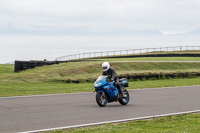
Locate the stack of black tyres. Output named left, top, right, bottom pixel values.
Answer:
left=23, top=61, right=31, bottom=70
left=30, top=61, right=37, bottom=68
left=43, top=61, right=48, bottom=65
left=14, top=60, right=66, bottom=72
left=47, top=61, right=52, bottom=65
left=14, top=61, right=23, bottom=72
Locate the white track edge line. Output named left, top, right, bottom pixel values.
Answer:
left=1, top=85, right=200, bottom=99
left=18, top=109, right=200, bottom=133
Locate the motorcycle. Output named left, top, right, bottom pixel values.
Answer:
left=94, top=76, right=130, bottom=107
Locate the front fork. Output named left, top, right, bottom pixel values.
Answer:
left=101, top=91, right=106, bottom=99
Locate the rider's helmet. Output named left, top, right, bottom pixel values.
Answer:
left=102, top=62, right=110, bottom=71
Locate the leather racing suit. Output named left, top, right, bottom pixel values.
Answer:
left=102, top=67, right=123, bottom=95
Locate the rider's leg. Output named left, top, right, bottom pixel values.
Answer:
left=115, top=79, right=125, bottom=97
left=118, top=85, right=125, bottom=97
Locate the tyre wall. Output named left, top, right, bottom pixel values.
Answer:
left=14, top=60, right=68, bottom=72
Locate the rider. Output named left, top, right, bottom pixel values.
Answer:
left=102, top=62, right=125, bottom=97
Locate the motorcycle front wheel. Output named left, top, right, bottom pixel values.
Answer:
left=96, top=91, right=108, bottom=107
left=119, top=89, right=130, bottom=105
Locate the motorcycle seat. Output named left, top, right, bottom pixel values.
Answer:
left=118, top=82, right=123, bottom=85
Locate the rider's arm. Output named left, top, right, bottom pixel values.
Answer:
left=102, top=71, right=108, bottom=76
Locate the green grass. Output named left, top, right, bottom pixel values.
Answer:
left=1, top=78, right=200, bottom=97
left=130, top=77, right=200, bottom=89
left=91, top=57, right=200, bottom=62
left=47, top=113, right=200, bottom=133
left=1, top=57, right=200, bottom=97
left=1, top=57, right=200, bottom=84
left=0, top=64, right=14, bottom=75
left=0, top=82, right=93, bottom=97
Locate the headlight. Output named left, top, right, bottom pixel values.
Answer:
left=94, top=82, right=102, bottom=87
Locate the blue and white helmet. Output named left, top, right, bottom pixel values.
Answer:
left=102, top=62, right=110, bottom=71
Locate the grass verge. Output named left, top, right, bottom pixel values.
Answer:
left=1, top=77, right=200, bottom=97
left=46, top=113, right=200, bottom=133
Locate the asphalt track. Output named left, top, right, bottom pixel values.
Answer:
left=0, top=86, right=200, bottom=133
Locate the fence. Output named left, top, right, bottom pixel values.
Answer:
left=55, top=46, right=200, bottom=61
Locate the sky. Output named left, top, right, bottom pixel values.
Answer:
left=0, top=0, right=200, bottom=35
left=1, top=0, right=200, bottom=63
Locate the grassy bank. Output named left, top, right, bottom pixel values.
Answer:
left=1, top=57, right=200, bottom=83
left=0, top=64, right=14, bottom=75
left=49, top=113, right=200, bottom=133
left=1, top=57, right=200, bottom=97
left=91, top=57, right=200, bottom=62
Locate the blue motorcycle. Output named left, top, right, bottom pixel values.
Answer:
left=94, top=76, right=130, bottom=107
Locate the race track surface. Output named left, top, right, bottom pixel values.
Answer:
left=0, top=86, right=200, bottom=133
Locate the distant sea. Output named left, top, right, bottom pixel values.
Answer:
left=0, top=35, right=200, bottom=64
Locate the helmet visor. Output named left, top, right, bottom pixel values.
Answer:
left=102, top=67, right=107, bottom=70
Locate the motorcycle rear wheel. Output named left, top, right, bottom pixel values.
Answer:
left=119, top=89, right=129, bottom=105
left=96, top=91, right=108, bottom=107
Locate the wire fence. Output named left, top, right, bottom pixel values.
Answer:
left=55, top=46, right=200, bottom=61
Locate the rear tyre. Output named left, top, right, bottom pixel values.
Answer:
left=119, top=89, right=129, bottom=105
left=96, top=91, right=108, bottom=107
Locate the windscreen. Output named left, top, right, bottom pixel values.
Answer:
left=95, top=76, right=107, bottom=82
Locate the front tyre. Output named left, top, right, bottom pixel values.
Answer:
left=119, top=89, right=129, bottom=105
left=96, top=91, right=108, bottom=107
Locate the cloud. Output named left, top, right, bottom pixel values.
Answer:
left=0, top=0, right=200, bottom=35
